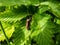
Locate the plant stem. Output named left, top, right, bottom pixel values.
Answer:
left=0, top=21, right=10, bottom=45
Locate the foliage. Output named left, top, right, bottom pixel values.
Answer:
left=0, top=0, right=60, bottom=45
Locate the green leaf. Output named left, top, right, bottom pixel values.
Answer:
left=30, top=13, right=56, bottom=45
left=0, top=0, right=40, bottom=6
left=38, top=5, right=50, bottom=14
left=0, top=21, right=14, bottom=41
left=54, top=18, right=60, bottom=25
left=40, top=2, right=60, bottom=18
left=0, top=5, right=29, bottom=22
left=11, top=17, right=31, bottom=45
